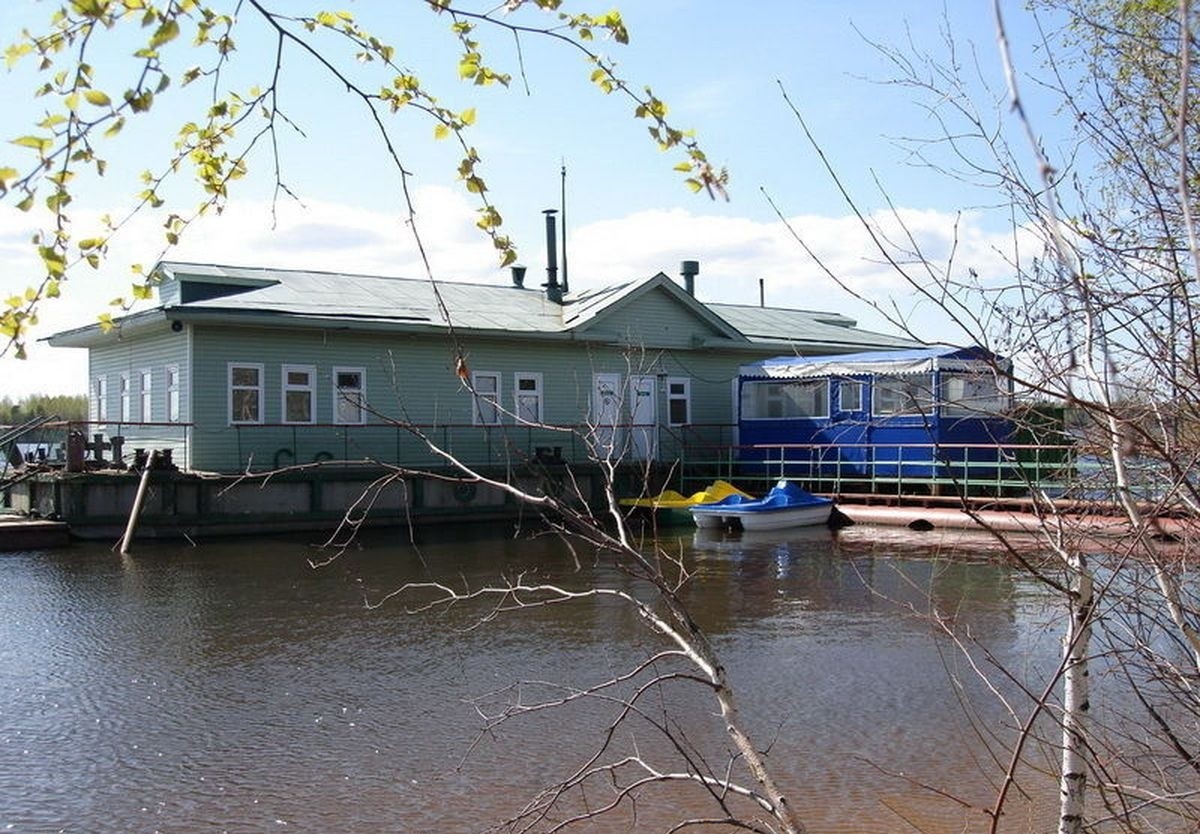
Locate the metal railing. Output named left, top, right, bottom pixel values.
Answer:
left=731, top=441, right=1076, bottom=498
left=675, top=440, right=1186, bottom=506
left=225, top=420, right=741, bottom=473
left=0, top=420, right=193, bottom=473
left=18, top=417, right=1162, bottom=507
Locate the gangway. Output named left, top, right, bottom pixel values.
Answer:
left=1, top=414, right=60, bottom=486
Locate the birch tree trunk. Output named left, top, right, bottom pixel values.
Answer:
left=1058, top=553, right=1093, bottom=834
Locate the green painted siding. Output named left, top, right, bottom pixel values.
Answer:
left=87, top=324, right=190, bottom=467
left=183, top=320, right=773, bottom=472
left=577, top=288, right=726, bottom=349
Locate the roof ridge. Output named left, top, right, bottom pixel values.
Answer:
left=156, top=260, right=530, bottom=290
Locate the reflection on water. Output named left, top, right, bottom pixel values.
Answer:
left=1, top=525, right=1062, bottom=833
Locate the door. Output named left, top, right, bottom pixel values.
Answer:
left=833, top=377, right=871, bottom=478
left=589, top=373, right=622, bottom=460
left=629, top=375, right=657, bottom=461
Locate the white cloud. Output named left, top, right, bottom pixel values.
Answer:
left=0, top=193, right=1025, bottom=399
left=566, top=206, right=1025, bottom=336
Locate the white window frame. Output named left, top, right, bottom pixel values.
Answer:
left=472, top=371, right=502, bottom=426
left=740, top=379, right=829, bottom=420
left=872, top=373, right=935, bottom=417
left=119, top=372, right=132, bottom=422
left=666, top=376, right=691, bottom=426
left=282, top=364, right=317, bottom=425
left=229, top=362, right=265, bottom=425
left=513, top=372, right=543, bottom=425
left=940, top=372, right=1010, bottom=417
left=332, top=366, right=367, bottom=425
left=165, top=365, right=180, bottom=423
left=839, top=379, right=864, bottom=412
left=92, top=376, right=108, bottom=425
left=139, top=369, right=153, bottom=422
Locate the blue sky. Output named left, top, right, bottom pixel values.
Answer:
left=0, top=1, right=1060, bottom=397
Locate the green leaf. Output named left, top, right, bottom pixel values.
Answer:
left=5, top=42, right=32, bottom=69
left=149, top=18, right=180, bottom=49
left=12, top=135, right=51, bottom=153
left=84, top=88, right=112, bottom=107
left=433, top=123, right=450, bottom=140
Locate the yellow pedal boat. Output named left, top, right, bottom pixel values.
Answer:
left=620, top=480, right=753, bottom=524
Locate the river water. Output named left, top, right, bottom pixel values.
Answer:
left=1, top=523, right=1067, bottom=833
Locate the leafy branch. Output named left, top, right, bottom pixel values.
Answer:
left=1, top=0, right=728, bottom=360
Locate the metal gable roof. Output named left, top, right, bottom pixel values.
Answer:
left=708, top=303, right=918, bottom=350
left=48, top=261, right=918, bottom=353
left=158, top=263, right=566, bottom=332
left=564, top=272, right=745, bottom=341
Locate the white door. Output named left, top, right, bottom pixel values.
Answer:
left=629, top=375, right=657, bottom=461
left=590, top=373, right=622, bottom=460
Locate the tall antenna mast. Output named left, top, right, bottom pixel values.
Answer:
left=560, top=160, right=569, bottom=294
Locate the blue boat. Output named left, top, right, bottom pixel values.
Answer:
left=690, top=480, right=834, bottom=531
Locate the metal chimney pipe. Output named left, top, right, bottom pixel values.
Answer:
left=510, top=264, right=526, bottom=288
left=543, top=209, right=562, bottom=303
left=680, top=259, right=700, bottom=296
left=759, top=278, right=765, bottom=307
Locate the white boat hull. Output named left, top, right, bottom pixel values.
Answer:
left=735, top=503, right=833, bottom=531
left=690, top=510, right=728, bottom=529
left=690, top=502, right=833, bottom=531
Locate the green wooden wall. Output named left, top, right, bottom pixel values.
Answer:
left=184, top=321, right=765, bottom=472
left=87, top=323, right=190, bottom=467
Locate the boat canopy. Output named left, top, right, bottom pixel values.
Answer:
left=738, top=346, right=1005, bottom=380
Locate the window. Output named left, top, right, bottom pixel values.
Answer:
left=667, top=377, right=691, bottom=426
left=333, top=367, right=366, bottom=425
left=166, top=366, right=180, bottom=423
left=472, top=371, right=501, bottom=425
left=839, top=379, right=863, bottom=412
left=283, top=365, right=316, bottom=424
left=229, top=363, right=264, bottom=424
left=139, top=370, right=152, bottom=421
left=873, top=374, right=934, bottom=416
left=119, top=373, right=131, bottom=422
left=92, top=376, right=108, bottom=424
left=740, top=380, right=829, bottom=420
left=941, top=372, right=1009, bottom=417
left=514, top=372, right=542, bottom=424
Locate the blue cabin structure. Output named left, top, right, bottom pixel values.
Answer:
left=736, top=346, right=1015, bottom=483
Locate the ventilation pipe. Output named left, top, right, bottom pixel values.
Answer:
left=543, top=209, right=562, bottom=304
left=510, top=264, right=527, bottom=288
left=759, top=278, right=765, bottom=307
left=680, top=259, right=700, bottom=296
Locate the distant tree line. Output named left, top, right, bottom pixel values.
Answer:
left=0, top=394, right=87, bottom=425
